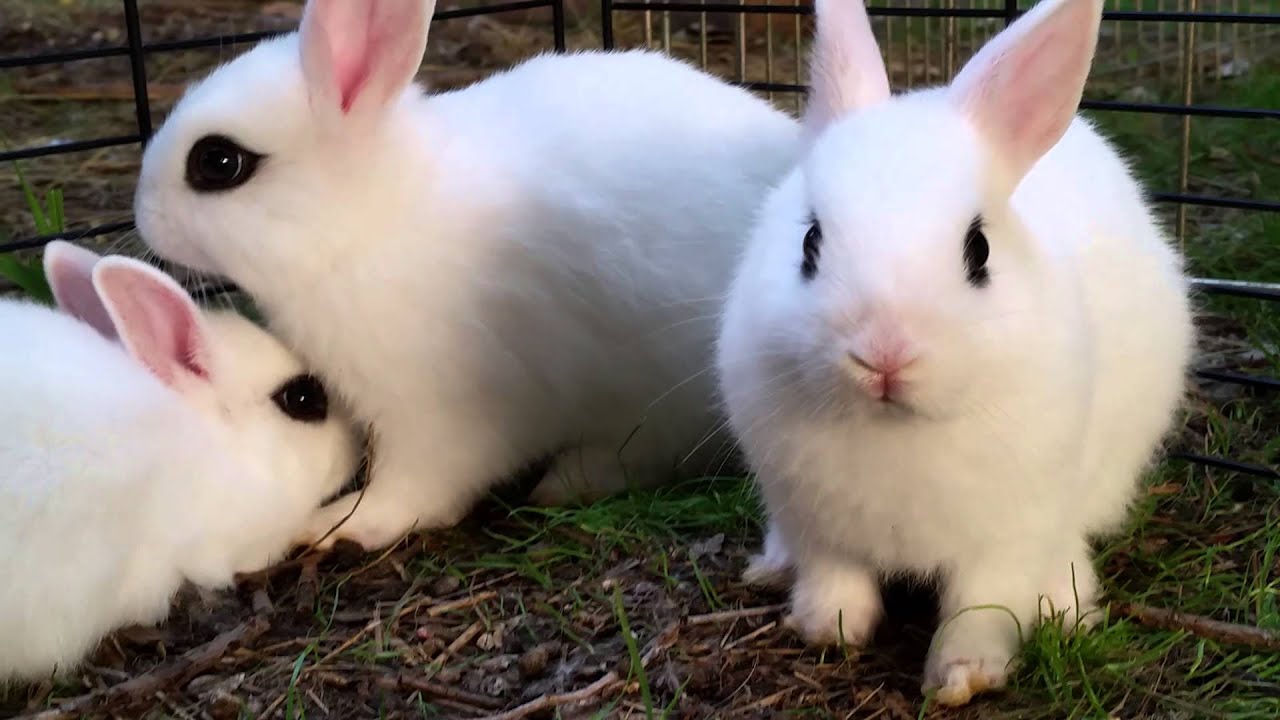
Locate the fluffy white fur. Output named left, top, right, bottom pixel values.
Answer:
left=134, top=0, right=800, bottom=551
left=0, top=244, right=359, bottom=682
left=716, top=0, right=1195, bottom=706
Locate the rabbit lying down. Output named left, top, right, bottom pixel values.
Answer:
left=717, top=0, right=1195, bottom=706
left=0, top=242, right=360, bottom=682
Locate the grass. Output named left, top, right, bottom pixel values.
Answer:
left=1, top=12, right=1278, bottom=720
left=0, top=163, right=57, bottom=303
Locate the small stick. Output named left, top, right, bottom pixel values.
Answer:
left=686, top=604, right=787, bottom=626
left=427, top=591, right=498, bottom=617
left=18, top=617, right=270, bottom=720
left=730, top=687, right=794, bottom=716
left=432, top=621, right=484, bottom=667
left=1109, top=601, right=1280, bottom=651
left=640, top=623, right=680, bottom=665
left=375, top=673, right=504, bottom=710
left=470, top=671, right=621, bottom=720
left=722, top=620, right=778, bottom=651
left=296, top=558, right=319, bottom=614
left=470, top=622, right=680, bottom=720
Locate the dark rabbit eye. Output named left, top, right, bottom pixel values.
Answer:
left=185, top=135, right=261, bottom=192
left=271, top=374, right=329, bottom=423
left=964, top=217, right=990, bottom=288
left=801, top=219, right=823, bottom=281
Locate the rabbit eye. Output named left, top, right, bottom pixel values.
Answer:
left=271, top=374, right=329, bottom=423
left=185, top=135, right=261, bottom=192
left=801, top=219, right=823, bottom=281
left=964, top=217, right=990, bottom=288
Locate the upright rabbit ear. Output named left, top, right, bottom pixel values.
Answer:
left=43, top=241, right=118, bottom=340
left=92, top=257, right=211, bottom=389
left=803, top=0, right=891, bottom=140
left=947, top=0, right=1104, bottom=191
left=299, top=0, right=435, bottom=123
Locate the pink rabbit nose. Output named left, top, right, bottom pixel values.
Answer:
left=848, top=350, right=916, bottom=401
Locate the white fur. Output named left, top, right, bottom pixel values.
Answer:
left=0, top=250, right=359, bottom=682
left=717, top=0, right=1194, bottom=706
left=134, top=0, right=800, bottom=551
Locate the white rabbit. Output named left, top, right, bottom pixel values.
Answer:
left=716, top=0, right=1194, bottom=706
left=132, top=0, right=801, bottom=552
left=0, top=242, right=359, bottom=681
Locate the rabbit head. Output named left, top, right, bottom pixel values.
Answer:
left=44, top=242, right=361, bottom=572
left=134, top=0, right=437, bottom=296
left=721, top=0, right=1105, bottom=421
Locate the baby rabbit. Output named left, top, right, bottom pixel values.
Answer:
left=716, top=0, right=1194, bottom=705
left=0, top=242, right=359, bottom=681
left=133, top=0, right=800, bottom=551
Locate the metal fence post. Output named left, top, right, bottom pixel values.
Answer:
left=122, top=0, right=153, bottom=143
left=552, top=0, right=567, bottom=52
left=1004, top=0, right=1020, bottom=24
left=602, top=0, right=615, bottom=49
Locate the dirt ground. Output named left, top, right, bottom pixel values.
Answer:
left=2, top=2, right=1279, bottom=719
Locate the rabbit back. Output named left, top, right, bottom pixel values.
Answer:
left=0, top=301, right=208, bottom=679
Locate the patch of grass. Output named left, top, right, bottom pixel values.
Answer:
left=0, top=163, right=58, bottom=303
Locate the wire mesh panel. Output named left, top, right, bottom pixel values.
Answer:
left=0, top=0, right=566, bottom=277
left=598, top=0, right=1280, bottom=482
left=0, top=3, right=1277, bottom=716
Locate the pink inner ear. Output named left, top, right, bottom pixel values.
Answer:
left=332, top=3, right=377, bottom=112
left=299, top=0, right=432, bottom=118
left=948, top=0, right=1102, bottom=187
left=43, top=242, right=117, bottom=340
left=93, top=260, right=209, bottom=388
left=804, top=0, right=891, bottom=138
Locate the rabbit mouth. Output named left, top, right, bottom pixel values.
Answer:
left=864, top=392, right=916, bottom=418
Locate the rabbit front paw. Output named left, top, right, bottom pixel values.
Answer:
left=742, top=522, right=794, bottom=588
left=922, top=647, right=1013, bottom=706
left=786, top=561, right=882, bottom=647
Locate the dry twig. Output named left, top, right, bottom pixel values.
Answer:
left=433, top=621, right=485, bottom=666
left=17, top=617, right=270, bottom=720
left=376, top=673, right=504, bottom=711
left=686, top=603, right=787, bottom=626
left=427, top=590, right=498, bottom=617
left=1110, top=601, right=1280, bottom=651
left=471, top=670, right=622, bottom=720
left=295, top=558, right=319, bottom=614
left=471, top=622, right=680, bottom=720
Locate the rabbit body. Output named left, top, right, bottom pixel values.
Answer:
left=0, top=250, right=358, bottom=681
left=135, top=0, right=801, bottom=551
left=717, top=0, right=1194, bottom=705
left=731, top=110, right=1190, bottom=576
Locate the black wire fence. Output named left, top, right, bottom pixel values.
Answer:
left=0, top=0, right=1276, bottom=480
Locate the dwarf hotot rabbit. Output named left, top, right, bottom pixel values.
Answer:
left=0, top=243, right=359, bottom=681
left=133, top=0, right=801, bottom=551
left=716, top=0, right=1194, bottom=705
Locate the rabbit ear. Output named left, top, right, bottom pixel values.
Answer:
left=299, top=0, right=435, bottom=123
left=43, top=240, right=118, bottom=341
left=92, top=257, right=211, bottom=388
left=803, top=0, right=891, bottom=139
left=947, top=0, right=1104, bottom=190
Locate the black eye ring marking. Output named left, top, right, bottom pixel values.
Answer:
left=801, top=217, right=823, bottom=281
left=964, top=216, right=990, bottom=288
left=185, top=134, right=263, bottom=193
left=271, top=374, right=329, bottom=424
